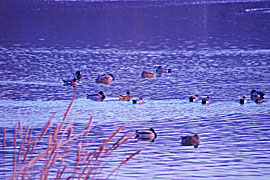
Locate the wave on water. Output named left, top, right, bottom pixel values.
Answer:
left=51, top=0, right=268, bottom=5
left=0, top=80, right=60, bottom=86
left=245, top=7, right=270, bottom=14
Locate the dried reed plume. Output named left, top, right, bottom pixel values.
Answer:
left=1, top=100, right=142, bottom=180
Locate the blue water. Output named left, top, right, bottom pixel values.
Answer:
left=1, top=0, right=270, bottom=179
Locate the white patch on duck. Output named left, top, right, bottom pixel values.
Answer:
left=201, top=96, right=211, bottom=104
left=189, top=94, right=199, bottom=102
left=156, top=66, right=172, bottom=73
left=132, top=97, right=144, bottom=104
left=239, top=96, right=248, bottom=104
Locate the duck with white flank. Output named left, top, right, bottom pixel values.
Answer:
left=239, top=96, right=248, bottom=104
left=87, top=91, right=106, bottom=101
left=156, top=66, right=172, bottom=73
left=135, top=128, right=157, bottom=142
left=119, top=91, right=132, bottom=101
left=132, top=97, right=144, bottom=104
left=181, top=134, right=200, bottom=148
left=201, top=96, right=211, bottom=104
left=63, top=77, right=77, bottom=87
left=250, top=89, right=265, bottom=103
left=189, top=94, right=199, bottom=102
left=95, top=74, right=115, bottom=85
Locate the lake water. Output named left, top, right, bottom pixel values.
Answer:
left=0, top=0, right=270, bottom=179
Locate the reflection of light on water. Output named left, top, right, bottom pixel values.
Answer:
left=0, top=80, right=60, bottom=86
left=245, top=7, right=270, bottom=13
left=1, top=98, right=269, bottom=127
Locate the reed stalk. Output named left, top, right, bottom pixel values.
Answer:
left=40, top=117, right=52, bottom=141
left=96, top=126, right=124, bottom=160
left=14, top=125, right=17, bottom=149
left=3, top=127, right=6, bottom=150
left=57, top=165, right=67, bottom=180
left=60, top=118, right=74, bottom=138
left=24, top=125, right=30, bottom=143
left=52, top=122, right=60, bottom=142
left=106, top=149, right=143, bottom=179
left=18, top=120, right=23, bottom=138
left=63, top=99, right=74, bottom=122
left=31, top=137, right=38, bottom=154
left=17, top=125, right=30, bottom=162
left=23, top=131, right=32, bottom=163
left=85, top=116, right=93, bottom=137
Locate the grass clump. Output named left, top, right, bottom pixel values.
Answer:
left=1, top=99, right=141, bottom=179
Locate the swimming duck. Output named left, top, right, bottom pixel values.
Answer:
left=63, top=78, right=77, bottom=87
left=135, top=128, right=157, bottom=142
left=239, top=96, right=248, bottom=104
left=201, top=96, right=211, bottom=104
left=119, top=91, right=132, bottom=101
left=87, top=91, right=106, bottom=101
left=141, top=71, right=156, bottom=78
left=132, top=97, right=144, bottom=104
left=181, top=134, right=200, bottom=148
left=250, top=89, right=265, bottom=101
left=156, top=66, right=172, bottom=73
left=74, top=71, right=82, bottom=80
left=95, top=74, right=115, bottom=85
left=189, top=94, right=199, bottom=102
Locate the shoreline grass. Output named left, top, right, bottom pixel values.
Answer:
left=1, top=100, right=142, bottom=180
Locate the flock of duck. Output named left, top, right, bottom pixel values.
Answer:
left=63, top=66, right=266, bottom=148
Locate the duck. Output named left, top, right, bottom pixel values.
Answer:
left=239, top=96, right=248, bottom=104
left=135, top=128, right=157, bottom=142
left=119, top=91, right=132, bottom=101
left=87, top=91, right=106, bottom=101
left=156, top=66, right=172, bottom=73
left=201, top=96, right=211, bottom=104
left=141, top=71, right=156, bottom=78
left=181, top=134, right=200, bottom=148
left=189, top=94, right=199, bottom=102
left=63, top=78, right=77, bottom=87
left=132, top=97, right=144, bottom=104
left=95, top=74, right=115, bottom=85
left=74, top=71, right=82, bottom=80
left=250, top=89, right=265, bottom=101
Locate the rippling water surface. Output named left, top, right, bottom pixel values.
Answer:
left=0, top=0, right=270, bottom=179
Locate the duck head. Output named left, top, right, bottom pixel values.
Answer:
left=108, top=74, right=115, bottom=80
